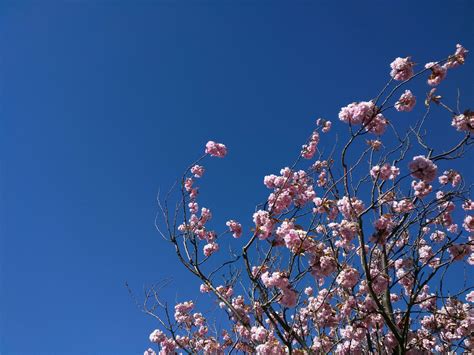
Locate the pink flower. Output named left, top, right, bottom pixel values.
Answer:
left=451, top=111, right=474, bottom=133
left=444, top=44, right=468, bottom=69
left=261, top=271, right=289, bottom=289
left=203, top=242, right=219, bottom=257
left=338, top=101, right=375, bottom=125
left=251, top=326, right=268, bottom=343
left=188, top=202, right=198, bottom=214
left=339, top=101, right=387, bottom=135
left=301, top=131, right=319, bottom=159
left=395, top=90, right=416, bottom=112
left=159, top=338, right=177, bottom=355
left=392, top=199, right=414, bottom=213
left=425, top=62, right=447, bottom=86
left=370, top=163, right=400, bottom=180
left=409, top=156, right=437, bottom=182
left=430, top=230, right=446, bottom=243
left=200, top=207, right=212, bottom=224
left=253, top=210, right=274, bottom=239
left=374, top=215, right=395, bottom=233
left=438, top=170, right=462, bottom=186
left=337, top=196, right=365, bottom=220
left=463, top=200, right=474, bottom=211
left=190, top=165, right=205, bottom=178
left=149, top=329, right=166, bottom=344
left=200, top=284, right=211, bottom=293
left=205, top=141, right=227, bottom=157
left=336, top=267, right=359, bottom=288
left=144, top=349, right=156, bottom=355
left=463, top=215, right=474, bottom=232
left=367, top=139, right=382, bottom=150
left=279, top=287, right=297, bottom=308
left=390, top=57, right=415, bottom=81
left=184, top=178, right=193, bottom=192
left=174, top=301, right=194, bottom=326
left=412, top=180, right=432, bottom=198
left=466, top=290, right=474, bottom=302
left=364, top=113, right=388, bottom=135
left=317, top=118, right=332, bottom=133
left=226, top=220, right=242, bottom=238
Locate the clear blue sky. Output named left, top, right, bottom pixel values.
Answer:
left=1, top=1, right=473, bottom=354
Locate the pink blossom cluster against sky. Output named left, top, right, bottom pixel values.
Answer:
left=1, top=1, right=473, bottom=354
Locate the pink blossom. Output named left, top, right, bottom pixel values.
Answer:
left=390, top=57, right=415, bottom=81
left=253, top=210, right=274, bottom=239
left=462, top=199, right=474, bottom=211
left=395, top=90, right=416, bottom=112
left=430, top=230, right=446, bottom=243
left=370, top=163, right=400, bottom=180
left=264, top=168, right=315, bottom=214
left=463, top=215, right=474, bottom=232
left=184, top=177, right=193, bottom=192
left=466, top=290, right=474, bottom=302
left=447, top=223, right=458, bottom=233
left=444, top=44, right=468, bottom=69
left=310, top=250, right=337, bottom=279
left=419, top=243, right=434, bottom=265
left=205, top=141, right=227, bottom=158
left=255, top=336, right=286, bottom=355
left=336, top=267, right=359, bottom=288
left=367, top=139, right=382, bottom=150
left=226, top=220, right=242, bottom=238
left=279, top=287, right=297, bottom=308
left=190, top=164, right=205, bottom=178
left=317, top=118, right=332, bottom=133
left=438, top=170, right=462, bottom=186
left=251, top=326, right=268, bottom=343
left=451, top=111, right=474, bottom=133
left=392, top=199, right=414, bottom=213
left=425, top=62, right=447, bottom=86
left=301, top=131, right=319, bottom=159
left=203, top=242, right=219, bottom=257
left=149, top=329, right=166, bottom=344
left=412, top=180, right=432, bottom=197
left=261, top=271, right=289, bottom=289
left=189, top=188, right=198, bottom=199
left=188, top=201, right=198, bottom=214
left=364, top=113, right=388, bottom=135
left=174, top=301, right=194, bottom=325
left=338, top=101, right=375, bottom=125
left=199, top=284, right=210, bottom=293
left=409, top=155, right=437, bottom=182
left=337, top=196, right=365, bottom=220
left=200, top=207, right=212, bottom=224
left=159, top=338, right=177, bottom=355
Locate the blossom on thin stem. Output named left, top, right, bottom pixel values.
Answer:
left=390, top=56, right=415, bottom=81
left=395, top=90, right=416, bottom=112
left=205, top=141, right=227, bottom=157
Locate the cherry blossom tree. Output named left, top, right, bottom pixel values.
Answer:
left=142, top=44, right=473, bottom=354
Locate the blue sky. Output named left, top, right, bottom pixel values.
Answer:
left=1, top=1, right=473, bottom=354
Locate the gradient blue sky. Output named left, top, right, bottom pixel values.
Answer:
left=1, top=1, right=473, bottom=354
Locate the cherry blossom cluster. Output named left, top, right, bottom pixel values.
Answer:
left=452, top=110, right=474, bottom=133
left=146, top=45, right=474, bottom=355
left=263, top=168, right=315, bottom=214
left=370, top=163, right=400, bottom=180
left=338, top=100, right=388, bottom=135
left=395, top=89, right=416, bottom=112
